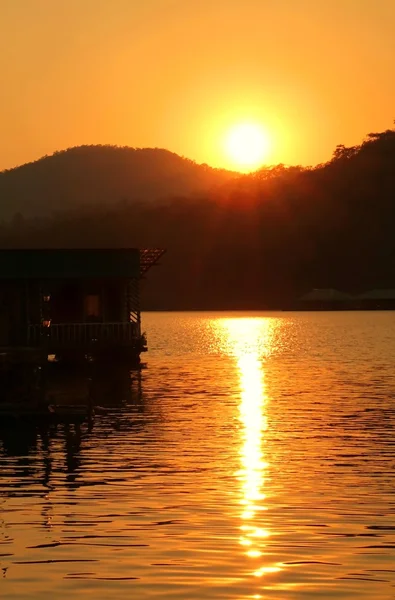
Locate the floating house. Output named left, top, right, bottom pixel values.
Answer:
left=0, top=248, right=164, bottom=363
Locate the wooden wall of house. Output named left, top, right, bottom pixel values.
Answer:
left=102, top=281, right=128, bottom=322
left=0, top=278, right=133, bottom=346
left=0, top=282, right=28, bottom=346
left=42, top=279, right=129, bottom=324
left=51, top=282, right=83, bottom=322
left=27, top=282, right=42, bottom=324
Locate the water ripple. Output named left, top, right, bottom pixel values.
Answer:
left=0, top=311, right=395, bottom=599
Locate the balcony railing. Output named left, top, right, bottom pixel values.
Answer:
left=28, top=322, right=141, bottom=349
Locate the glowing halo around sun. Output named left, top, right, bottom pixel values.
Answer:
left=224, top=122, right=271, bottom=171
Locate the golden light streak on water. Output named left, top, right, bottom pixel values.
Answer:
left=219, top=317, right=282, bottom=586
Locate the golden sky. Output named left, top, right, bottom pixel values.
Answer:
left=1, top=0, right=395, bottom=171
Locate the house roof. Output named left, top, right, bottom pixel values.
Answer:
left=0, top=249, right=143, bottom=279
left=298, top=288, right=352, bottom=302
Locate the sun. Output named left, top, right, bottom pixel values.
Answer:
left=224, top=122, right=271, bottom=171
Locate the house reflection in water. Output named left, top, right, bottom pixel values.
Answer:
left=0, top=363, right=146, bottom=503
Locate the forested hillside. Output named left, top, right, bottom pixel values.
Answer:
left=1, top=129, right=395, bottom=309
left=0, top=145, right=236, bottom=219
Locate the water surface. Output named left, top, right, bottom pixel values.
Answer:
left=1, top=311, right=395, bottom=599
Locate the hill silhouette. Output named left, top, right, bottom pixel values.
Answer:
left=0, top=145, right=237, bottom=220
left=1, top=127, right=395, bottom=309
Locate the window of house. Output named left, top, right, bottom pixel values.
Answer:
left=84, top=294, right=101, bottom=319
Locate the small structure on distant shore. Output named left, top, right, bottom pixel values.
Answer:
left=291, top=287, right=395, bottom=311
left=355, top=289, right=395, bottom=311
left=0, top=248, right=165, bottom=364
left=293, top=288, right=352, bottom=311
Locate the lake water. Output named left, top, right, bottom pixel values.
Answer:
left=1, top=311, right=395, bottom=599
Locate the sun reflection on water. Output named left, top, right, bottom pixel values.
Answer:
left=219, top=317, right=282, bottom=584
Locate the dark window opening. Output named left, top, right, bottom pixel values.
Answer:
left=84, top=294, right=102, bottom=321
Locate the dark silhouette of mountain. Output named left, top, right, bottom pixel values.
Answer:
left=0, top=145, right=237, bottom=219
left=1, top=127, right=395, bottom=309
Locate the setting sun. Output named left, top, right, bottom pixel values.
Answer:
left=224, top=123, right=271, bottom=172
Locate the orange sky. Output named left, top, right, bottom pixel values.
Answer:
left=1, top=0, right=395, bottom=171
